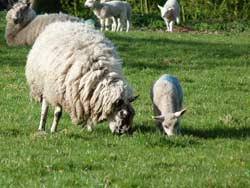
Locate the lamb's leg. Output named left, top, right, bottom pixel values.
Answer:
left=111, top=17, right=117, bottom=32
left=126, top=20, right=130, bottom=32
left=164, top=19, right=170, bottom=32
left=116, top=18, right=121, bottom=32
left=38, top=98, right=49, bottom=131
left=169, top=21, right=174, bottom=32
left=100, top=19, right=105, bottom=31
left=119, top=15, right=127, bottom=32
left=105, top=18, right=110, bottom=31
left=50, top=106, right=62, bottom=133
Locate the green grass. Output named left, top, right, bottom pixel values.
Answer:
left=1, top=11, right=250, bottom=187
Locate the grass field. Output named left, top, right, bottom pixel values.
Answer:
left=1, top=11, right=250, bottom=188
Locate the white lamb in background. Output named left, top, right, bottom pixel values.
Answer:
left=25, top=21, right=138, bottom=135
left=150, top=74, right=186, bottom=136
left=158, top=0, right=180, bottom=32
left=84, top=0, right=132, bottom=32
left=5, top=0, right=88, bottom=46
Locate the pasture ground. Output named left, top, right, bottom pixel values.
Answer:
left=0, top=12, right=250, bottom=187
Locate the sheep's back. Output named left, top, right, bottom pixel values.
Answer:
left=26, top=21, right=124, bottom=122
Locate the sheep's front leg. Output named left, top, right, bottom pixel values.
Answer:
left=87, top=119, right=94, bottom=132
left=111, top=17, right=117, bottom=32
left=38, top=98, right=49, bottom=131
left=100, top=18, right=105, bottom=31
left=50, top=106, right=62, bottom=133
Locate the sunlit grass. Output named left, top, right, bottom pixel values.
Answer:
left=0, top=11, right=250, bottom=187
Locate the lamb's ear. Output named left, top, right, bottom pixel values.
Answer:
left=128, top=95, right=139, bottom=103
left=157, top=4, right=163, bottom=10
left=152, top=115, right=165, bottom=122
left=174, top=109, right=187, bottom=118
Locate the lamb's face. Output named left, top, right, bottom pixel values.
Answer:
left=161, top=113, right=180, bottom=136
left=153, top=109, right=186, bottom=136
left=108, top=102, right=135, bottom=135
left=7, top=2, right=33, bottom=25
left=84, top=0, right=96, bottom=8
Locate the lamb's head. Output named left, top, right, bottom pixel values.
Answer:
left=84, top=0, right=97, bottom=8
left=6, top=1, right=36, bottom=26
left=157, top=4, right=166, bottom=18
left=108, top=96, right=138, bottom=135
left=153, top=109, right=186, bottom=136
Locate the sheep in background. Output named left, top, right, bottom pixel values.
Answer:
left=84, top=0, right=132, bottom=32
left=158, top=0, right=180, bottom=32
left=26, top=21, right=137, bottom=135
left=150, top=74, right=186, bottom=136
left=5, top=0, right=88, bottom=46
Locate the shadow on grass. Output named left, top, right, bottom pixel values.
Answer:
left=182, top=126, right=250, bottom=139
left=110, top=34, right=250, bottom=70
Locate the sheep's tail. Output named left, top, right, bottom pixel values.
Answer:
left=176, top=16, right=180, bottom=24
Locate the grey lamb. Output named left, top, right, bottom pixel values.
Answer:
left=150, top=74, right=186, bottom=136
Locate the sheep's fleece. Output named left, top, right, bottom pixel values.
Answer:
left=5, top=1, right=84, bottom=46
left=26, top=22, right=136, bottom=133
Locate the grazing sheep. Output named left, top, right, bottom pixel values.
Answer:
left=5, top=0, right=86, bottom=46
left=158, top=0, right=180, bottom=32
left=150, top=74, right=186, bottom=136
left=25, top=21, right=137, bottom=135
left=84, top=0, right=132, bottom=32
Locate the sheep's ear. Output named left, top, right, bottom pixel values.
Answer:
left=152, top=115, right=165, bottom=122
left=174, top=109, right=187, bottom=118
left=157, top=4, right=163, bottom=10
left=128, top=95, right=139, bottom=103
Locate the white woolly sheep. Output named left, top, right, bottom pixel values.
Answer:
left=158, top=0, right=180, bottom=32
left=25, top=21, right=137, bottom=135
left=84, top=0, right=132, bottom=32
left=5, top=0, right=86, bottom=46
left=150, top=74, right=186, bottom=136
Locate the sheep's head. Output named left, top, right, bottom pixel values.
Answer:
left=84, top=0, right=97, bottom=8
left=6, top=1, right=35, bottom=26
left=108, top=96, right=138, bottom=135
left=153, top=109, right=186, bottom=136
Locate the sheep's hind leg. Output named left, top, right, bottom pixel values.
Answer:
left=50, top=106, right=62, bottom=133
left=38, top=98, right=49, bottom=131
